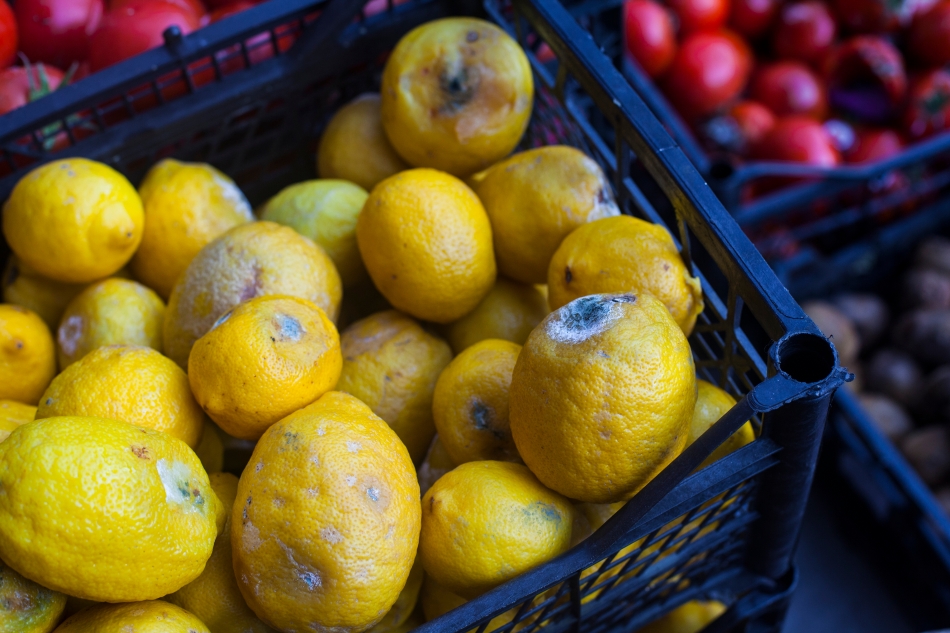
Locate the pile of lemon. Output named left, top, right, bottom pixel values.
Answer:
left=0, top=16, right=749, bottom=633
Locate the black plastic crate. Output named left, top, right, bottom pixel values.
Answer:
left=0, top=0, right=847, bottom=631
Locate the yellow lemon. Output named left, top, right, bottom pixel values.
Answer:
left=0, top=399, right=36, bottom=443
left=638, top=601, right=727, bottom=633
left=259, top=179, right=369, bottom=287
left=0, top=559, right=66, bottom=633
left=510, top=293, right=696, bottom=503
left=370, top=557, right=424, bottom=632
left=432, top=339, right=522, bottom=464
left=52, top=601, right=210, bottom=633
left=163, top=221, right=342, bottom=368
left=691, top=380, right=755, bottom=468
left=443, top=277, right=548, bottom=354
left=194, top=420, right=224, bottom=475
left=470, top=146, right=620, bottom=284
left=36, top=345, right=205, bottom=448
left=168, top=473, right=278, bottom=633
left=548, top=215, right=704, bottom=336
left=380, top=18, right=533, bottom=177
left=130, top=159, right=253, bottom=300
left=0, top=416, right=218, bottom=602
left=337, top=310, right=452, bottom=463
left=188, top=295, right=342, bottom=441
left=56, top=278, right=165, bottom=368
left=2, top=159, right=143, bottom=283
left=0, top=304, right=56, bottom=405
left=232, top=391, right=421, bottom=633
left=2, top=256, right=88, bottom=330
left=357, top=168, right=496, bottom=323
left=317, top=93, right=410, bottom=191
left=420, top=460, right=573, bottom=599
left=418, top=435, right=456, bottom=496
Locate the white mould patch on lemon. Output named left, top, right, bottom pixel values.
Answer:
left=58, top=315, right=84, bottom=356
left=545, top=294, right=636, bottom=344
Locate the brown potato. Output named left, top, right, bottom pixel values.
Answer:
left=832, top=293, right=889, bottom=349
left=802, top=301, right=860, bottom=366
left=865, top=348, right=923, bottom=409
left=856, top=393, right=913, bottom=442
left=901, top=425, right=950, bottom=486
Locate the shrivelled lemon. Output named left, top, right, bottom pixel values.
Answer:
left=548, top=215, right=704, bottom=335
left=691, top=380, right=755, bottom=468
left=2, top=256, right=89, bottom=330
left=336, top=310, right=452, bottom=463
left=0, top=400, right=36, bottom=443
left=0, top=416, right=219, bottom=602
left=418, top=435, right=456, bottom=496
left=2, top=159, right=143, bottom=283
left=317, top=93, right=410, bottom=191
left=510, top=293, right=696, bottom=503
left=0, top=558, right=66, bottom=633
left=168, top=473, right=277, bottom=633
left=163, top=221, right=342, bottom=368
left=443, top=277, right=548, bottom=354
left=188, top=295, right=342, bottom=441
left=0, top=304, right=56, bottom=405
left=259, top=179, right=369, bottom=287
left=470, top=146, right=620, bottom=284
left=232, top=391, right=421, bottom=633
left=381, top=18, right=534, bottom=177
left=432, top=339, right=522, bottom=464
left=36, top=345, right=205, bottom=448
left=130, top=159, right=253, bottom=299
left=420, top=460, right=573, bottom=599
left=56, top=278, right=165, bottom=368
left=53, top=600, right=210, bottom=633
left=357, top=169, right=496, bottom=323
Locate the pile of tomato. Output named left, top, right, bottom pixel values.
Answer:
left=623, top=0, right=950, bottom=169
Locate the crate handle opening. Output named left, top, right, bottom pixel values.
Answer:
left=774, top=332, right=838, bottom=384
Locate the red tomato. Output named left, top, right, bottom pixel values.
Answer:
left=666, top=0, right=730, bottom=33
left=729, top=0, right=779, bottom=37
left=15, top=0, right=104, bottom=68
left=909, top=1, right=950, bottom=67
left=826, top=36, right=907, bottom=123
left=773, top=2, right=836, bottom=65
left=624, top=0, right=677, bottom=78
left=0, top=2, right=16, bottom=70
left=88, top=0, right=201, bottom=71
left=662, top=30, right=752, bottom=120
left=844, top=127, right=904, bottom=163
left=903, top=69, right=950, bottom=139
left=207, top=0, right=255, bottom=22
left=112, top=0, right=206, bottom=18
left=750, top=61, right=827, bottom=119
left=0, top=63, right=65, bottom=115
left=753, top=116, right=840, bottom=165
left=731, top=101, right=776, bottom=147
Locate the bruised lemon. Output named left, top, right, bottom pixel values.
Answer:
left=381, top=18, right=533, bottom=177
left=2, top=159, right=143, bottom=283
left=130, top=159, right=253, bottom=299
left=53, top=601, right=210, bottom=633
left=317, top=93, right=410, bottom=191
left=691, top=380, right=755, bottom=468
left=0, top=304, right=56, bottom=405
left=548, top=215, right=704, bottom=335
left=0, top=558, right=66, bottom=633
left=0, top=416, right=219, bottom=602
left=510, top=294, right=695, bottom=503
left=0, top=400, right=36, bottom=443
left=2, top=256, right=89, bottom=330
left=163, top=221, right=342, bottom=368
left=188, top=295, right=342, bottom=441
left=36, top=345, right=205, bottom=448
left=232, top=391, right=420, bottom=633
left=443, top=278, right=548, bottom=354
left=357, top=169, right=495, bottom=323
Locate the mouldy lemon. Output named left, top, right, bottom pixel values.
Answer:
left=470, top=146, right=620, bottom=284
left=2, top=256, right=88, bottom=330
left=547, top=215, right=704, bottom=335
left=432, top=339, right=522, bottom=464
left=444, top=277, right=548, bottom=354
left=56, top=278, right=165, bottom=368
left=317, top=93, right=410, bottom=191
left=0, top=400, right=36, bottom=443
left=337, top=310, right=452, bottom=463
left=509, top=293, right=696, bottom=503
left=0, top=558, right=66, bottom=633
left=380, top=18, right=533, bottom=177
left=638, top=600, right=726, bottom=633
left=418, top=435, right=456, bottom=496
left=2, top=159, right=143, bottom=283
left=188, top=295, right=342, bottom=441
left=130, top=159, right=253, bottom=299
left=0, top=416, right=219, bottom=602
left=36, top=345, right=205, bottom=448
left=420, top=460, right=573, bottom=599
left=168, top=473, right=277, bottom=633
left=357, top=168, right=495, bottom=323
left=370, top=557, right=424, bottom=632
left=691, top=380, right=755, bottom=468
left=163, top=221, right=342, bottom=368
left=53, top=600, right=211, bottom=633
left=232, top=391, right=421, bottom=633
left=0, top=304, right=56, bottom=405
left=259, top=179, right=369, bottom=287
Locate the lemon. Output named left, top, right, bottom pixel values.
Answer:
left=53, top=601, right=210, bottom=633
left=2, top=256, right=88, bottom=330
left=0, top=304, right=56, bottom=405
left=0, top=399, right=36, bottom=443
left=0, top=559, right=66, bottom=633
left=443, top=277, right=548, bottom=354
